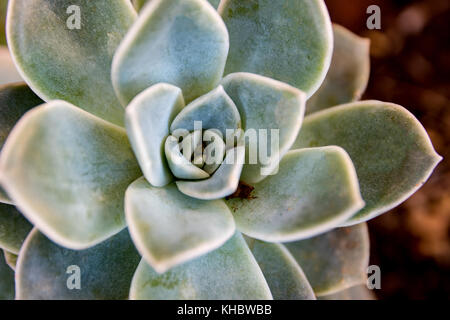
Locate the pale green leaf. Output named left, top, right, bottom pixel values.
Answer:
left=176, top=146, right=245, bottom=200
left=130, top=232, right=272, bottom=300
left=0, top=203, right=32, bottom=254
left=0, top=101, right=142, bottom=249
left=307, top=24, right=370, bottom=114
left=16, top=228, right=140, bottom=300
left=222, top=73, right=306, bottom=184
left=285, top=223, right=370, bottom=296
left=227, top=147, right=364, bottom=242
left=219, top=0, right=333, bottom=97
left=126, top=178, right=235, bottom=273
left=246, top=238, right=315, bottom=300
left=7, top=0, right=136, bottom=126
left=126, top=83, right=185, bottom=187
left=112, top=0, right=229, bottom=105
left=293, top=101, right=442, bottom=225
left=0, top=249, right=14, bottom=300
left=170, top=85, right=241, bottom=139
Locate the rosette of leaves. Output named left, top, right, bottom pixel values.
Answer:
left=0, top=0, right=441, bottom=300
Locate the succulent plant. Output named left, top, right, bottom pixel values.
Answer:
left=0, top=0, right=442, bottom=300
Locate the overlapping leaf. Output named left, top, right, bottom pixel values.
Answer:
left=113, top=0, right=229, bottom=105
left=126, top=178, right=235, bottom=273
left=307, top=24, right=370, bottom=114
left=228, top=147, right=364, bottom=242
left=0, top=101, right=142, bottom=249
left=126, top=83, right=185, bottom=187
left=7, top=0, right=136, bottom=126
left=16, top=228, right=140, bottom=299
left=285, top=223, right=370, bottom=296
left=246, top=238, right=315, bottom=300
left=219, top=0, right=333, bottom=97
left=130, top=232, right=272, bottom=300
left=293, top=101, right=442, bottom=225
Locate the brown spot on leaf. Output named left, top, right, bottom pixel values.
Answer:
left=226, top=181, right=257, bottom=200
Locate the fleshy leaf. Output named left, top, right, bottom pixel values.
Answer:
left=0, top=101, right=142, bottom=249
left=125, top=178, right=235, bottom=273
left=170, top=86, right=241, bottom=139
left=130, top=232, right=272, bottom=300
left=319, top=285, right=375, bottom=300
left=227, top=147, right=364, bottom=242
left=112, top=0, right=229, bottom=105
left=307, top=24, right=370, bottom=114
left=219, top=0, right=333, bottom=97
left=165, top=136, right=210, bottom=180
left=222, top=73, right=306, bottom=184
left=16, top=228, right=140, bottom=300
left=7, top=0, right=136, bottom=126
left=0, top=250, right=14, bottom=300
left=0, top=203, right=32, bottom=254
left=246, top=238, right=315, bottom=300
left=0, top=47, right=22, bottom=85
left=126, top=83, right=185, bottom=187
left=285, top=223, right=370, bottom=296
left=176, top=146, right=245, bottom=200
left=3, top=250, right=18, bottom=271
left=293, top=101, right=442, bottom=225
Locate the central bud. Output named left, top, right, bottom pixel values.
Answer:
left=165, top=128, right=227, bottom=181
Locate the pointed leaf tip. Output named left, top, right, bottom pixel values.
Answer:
left=294, top=100, right=442, bottom=225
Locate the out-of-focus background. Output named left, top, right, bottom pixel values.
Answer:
left=325, top=0, right=450, bottom=299
left=0, top=0, right=448, bottom=300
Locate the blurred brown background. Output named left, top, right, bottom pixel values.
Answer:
left=325, top=0, right=449, bottom=299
